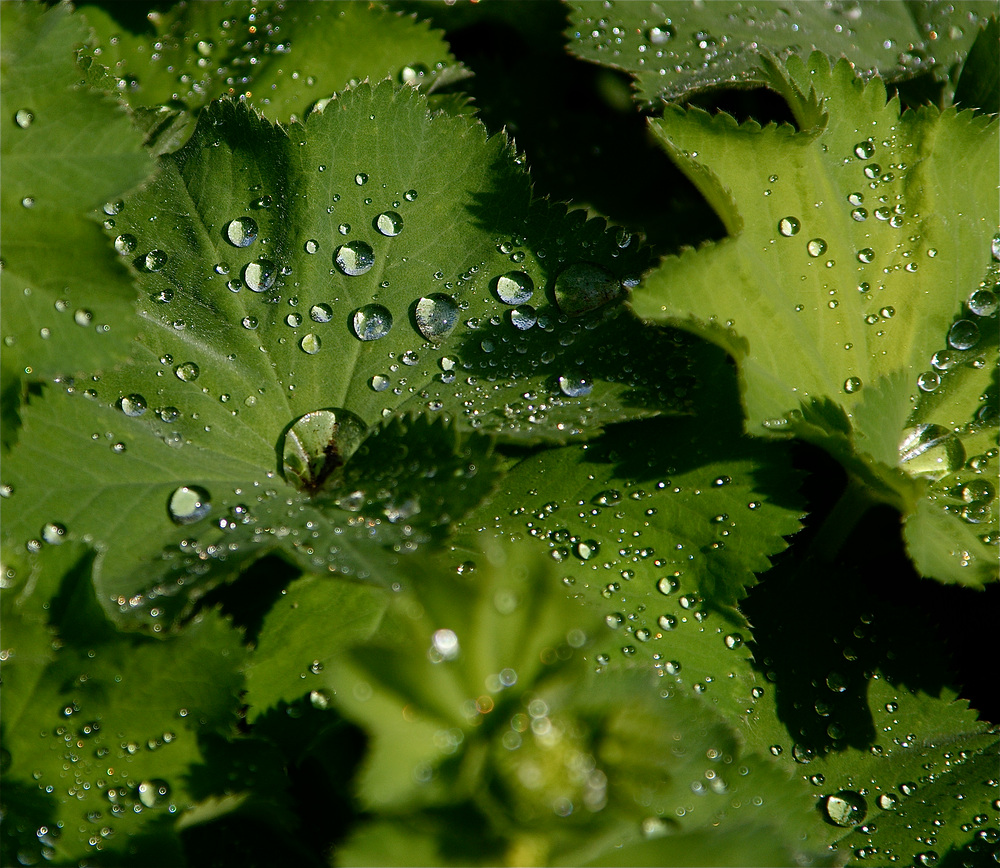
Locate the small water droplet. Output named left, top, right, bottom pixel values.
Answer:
left=807, top=239, right=827, bottom=257
left=226, top=217, right=258, bottom=248
left=168, top=486, right=211, bottom=524
left=857, top=248, right=875, bottom=263
left=174, top=362, right=200, bottom=382
left=844, top=377, right=862, bottom=394
left=404, top=189, right=418, bottom=201
left=878, top=793, right=899, bottom=810
left=968, top=288, right=998, bottom=317
left=917, top=371, right=940, bottom=392
left=778, top=216, right=800, bottom=237
left=863, top=163, right=881, bottom=180
left=286, top=313, right=303, bottom=328
left=242, top=315, right=258, bottom=330
left=300, top=333, right=321, bottom=354
left=355, top=173, right=368, bottom=186
left=509, top=304, right=537, bottom=330
left=415, top=294, right=458, bottom=341
left=244, top=259, right=277, bottom=292
left=648, top=22, right=675, bottom=43
left=118, top=394, right=147, bottom=417
left=114, top=234, right=137, bottom=255
left=947, top=319, right=980, bottom=350
left=41, top=522, right=67, bottom=545
left=374, top=211, right=403, bottom=237
left=851, top=207, right=868, bottom=221
left=824, top=790, right=867, bottom=827
left=137, top=780, right=170, bottom=808
left=304, top=239, right=319, bottom=254
left=334, top=241, right=375, bottom=276
left=352, top=304, right=393, bottom=340
left=309, top=303, right=333, bottom=323
left=558, top=374, right=592, bottom=397
left=656, top=576, right=677, bottom=595
left=14, top=108, right=34, bottom=128
left=854, top=140, right=875, bottom=159
left=494, top=271, right=534, bottom=305
left=553, top=262, right=622, bottom=315
left=370, top=374, right=390, bottom=392
left=103, top=200, right=124, bottom=216
left=145, top=250, right=168, bottom=271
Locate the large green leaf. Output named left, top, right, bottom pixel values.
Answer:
left=565, top=0, right=995, bottom=106
left=0, top=1, right=154, bottom=449
left=1, top=81, right=705, bottom=628
left=79, top=0, right=465, bottom=126
left=453, top=354, right=804, bottom=725
left=633, top=53, right=999, bottom=585
left=0, top=544, right=248, bottom=866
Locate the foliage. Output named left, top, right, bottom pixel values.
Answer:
left=1, top=2, right=997, bottom=867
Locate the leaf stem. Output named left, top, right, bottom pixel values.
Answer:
left=807, top=475, right=879, bottom=563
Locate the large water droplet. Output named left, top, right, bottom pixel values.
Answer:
left=947, top=319, right=980, bottom=350
left=553, top=263, right=622, bottom=316
left=334, top=241, right=375, bottom=276
left=968, top=288, right=998, bottom=317
left=857, top=247, right=875, bottom=263
left=168, top=486, right=211, bottom=524
left=648, top=23, right=675, bottom=43
left=807, top=239, right=827, bottom=257
left=244, top=259, right=277, bottom=292
left=898, top=424, right=966, bottom=480
left=114, top=234, right=137, bottom=255
left=145, top=250, right=168, bottom=271
left=778, top=217, right=800, bottom=237
left=558, top=374, right=592, bottom=397
left=281, top=408, right=368, bottom=492
left=14, top=108, right=34, bottom=128
left=414, top=294, right=458, bottom=341
left=509, top=304, right=537, bottom=330
left=174, top=362, right=199, bottom=382
left=300, top=334, right=321, bottom=354
left=42, top=522, right=67, bottom=545
left=843, top=376, right=862, bottom=394
left=137, top=779, right=171, bottom=808
left=226, top=217, right=258, bottom=248
left=494, top=271, right=534, bottom=305
left=309, top=303, right=333, bottom=323
left=854, top=140, right=875, bottom=160
left=824, top=790, right=867, bottom=826
left=374, top=211, right=403, bottom=237
left=352, top=304, right=392, bottom=340
left=118, top=394, right=147, bottom=417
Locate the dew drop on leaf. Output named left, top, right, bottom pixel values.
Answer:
left=226, top=217, right=259, bottom=248
left=857, top=248, right=875, bottom=263
left=304, top=239, right=319, bottom=254
left=352, top=304, right=392, bottom=340
left=374, top=211, right=403, bottom=237
left=370, top=374, right=390, bottom=392
left=174, top=362, right=200, bottom=382
left=244, top=259, right=277, bottom=292
left=824, top=790, right=867, bottom=826
left=494, top=271, right=534, bottom=305
left=878, top=792, right=900, bottom=810
left=334, top=241, right=375, bottom=276
left=355, top=173, right=368, bottom=186
left=843, top=376, right=862, bottom=394
left=558, top=374, right=592, bottom=397
left=947, top=319, right=980, bottom=350
left=14, top=108, right=34, bottom=128
left=168, top=486, right=212, bottom=525
left=309, top=303, right=333, bottom=323
left=851, top=207, right=868, bottom=221
left=648, top=23, right=675, bottom=44
left=74, top=309, right=92, bottom=327
left=898, top=424, right=966, bottom=480
left=778, top=216, right=800, bottom=237
left=917, top=371, right=940, bottom=392
left=41, top=522, right=67, bottom=545
left=509, top=304, right=537, bottom=330
left=137, top=779, right=170, bottom=808
left=807, top=239, right=827, bottom=257
left=300, top=334, right=321, bottom=354
left=553, top=262, right=622, bottom=316
left=961, top=480, right=995, bottom=505
left=968, top=288, right=998, bottom=317
left=103, top=200, right=124, bottom=216
left=114, top=234, right=137, bottom=255
left=415, top=294, right=458, bottom=341
left=863, top=163, right=881, bottom=180
left=118, top=394, right=147, bottom=417
left=404, top=189, right=418, bottom=201
left=281, top=409, right=368, bottom=491
left=145, top=249, right=168, bottom=271
left=309, top=689, right=333, bottom=709
left=286, top=313, right=303, bottom=328
left=242, top=315, right=258, bottom=330
left=854, top=140, right=875, bottom=159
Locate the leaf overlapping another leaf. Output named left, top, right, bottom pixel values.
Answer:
left=633, top=53, right=999, bottom=585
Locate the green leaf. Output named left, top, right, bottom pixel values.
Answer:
left=954, top=16, right=1000, bottom=115
left=0, top=1, right=154, bottom=450
left=454, top=356, right=804, bottom=724
left=79, top=0, right=466, bottom=128
left=0, top=545, right=248, bottom=866
left=564, top=0, right=996, bottom=106
left=633, top=53, right=999, bottom=585
left=1, top=82, right=703, bottom=626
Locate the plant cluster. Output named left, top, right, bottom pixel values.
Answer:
left=1, top=1, right=997, bottom=866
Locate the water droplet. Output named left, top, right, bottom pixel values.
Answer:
left=648, top=23, right=675, bottom=43
left=724, top=633, right=743, bottom=649
left=415, top=294, right=458, bottom=341
left=281, top=408, right=367, bottom=491
left=917, top=371, right=940, bottom=392
left=807, top=239, right=827, bottom=257
left=968, top=288, right=998, bottom=317
left=494, top=271, right=534, bottom=305
left=857, top=248, right=875, bottom=263
left=226, top=217, right=258, bottom=248
left=137, top=780, right=170, bottom=808
left=118, top=394, right=147, bottom=417
left=374, top=211, right=403, bottom=237
left=309, top=689, right=333, bottom=709
left=338, top=222, right=351, bottom=236
left=961, top=479, right=995, bottom=505
left=244, top=259, right=277, bottom=292
left=352, top=304, right=392, bottom=341
left=553, top=263, right=622, bottom=316
left=851, top=207, right=868, bottom=222
left=145, top=250, right=167, bottom=271
left=168, top=486, right=211, bottom=524
left=103, top=200, right=124, bottom=216
left=854, top=140, right=875, bottom=159
left=992, top=232, right=1000, bottom=260
left=309, top=303, right=333, bottom=323
left=898, top=424, right=966, bottom=480
left=824, top=790, right=867, bottom=826
left=656, top=576, right=677, bottom=595
left=947, top=319, right=980, bottom=350
left=300, top=334, right=321, bottom=354
left=74, top=309, right=92, bottom=327
left=778, top=217, right=800, bottom=237
left=880, top=306, right=895, bottom=319
left=404, top=189, right=418, bottom=201
left=863, top=163, right=881, bottom=180
left=14, top=108, right=34, bottom=128
left=354, top=173, right=368, bottom=186
left=878, top=793, right=899, bottom=810
left=509, top=304, right=537, bottom=330
left=558, top=374, right=592, bottom=397
left=174, top=362, right=200, bottom=382
left=114, top=234, right=137, bottom=255
left=917, top=852, right=938, bottom=867
left=844, top=377, right=862, bottom=394
left=304, top=239, right=319, bottom=254
left=286, top=313, right=303, bottom=328
left=658, top=614, right=676, bottom=630
left=242, top=315, right=258, bottom=330
left=334, top=241, right=375, bottom=276
left=370, top=374, right=390, bottom=392
left=42, top=522, right=67, bottom=545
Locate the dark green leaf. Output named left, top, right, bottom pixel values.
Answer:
left=953, top=16, right=1000, bottom=114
